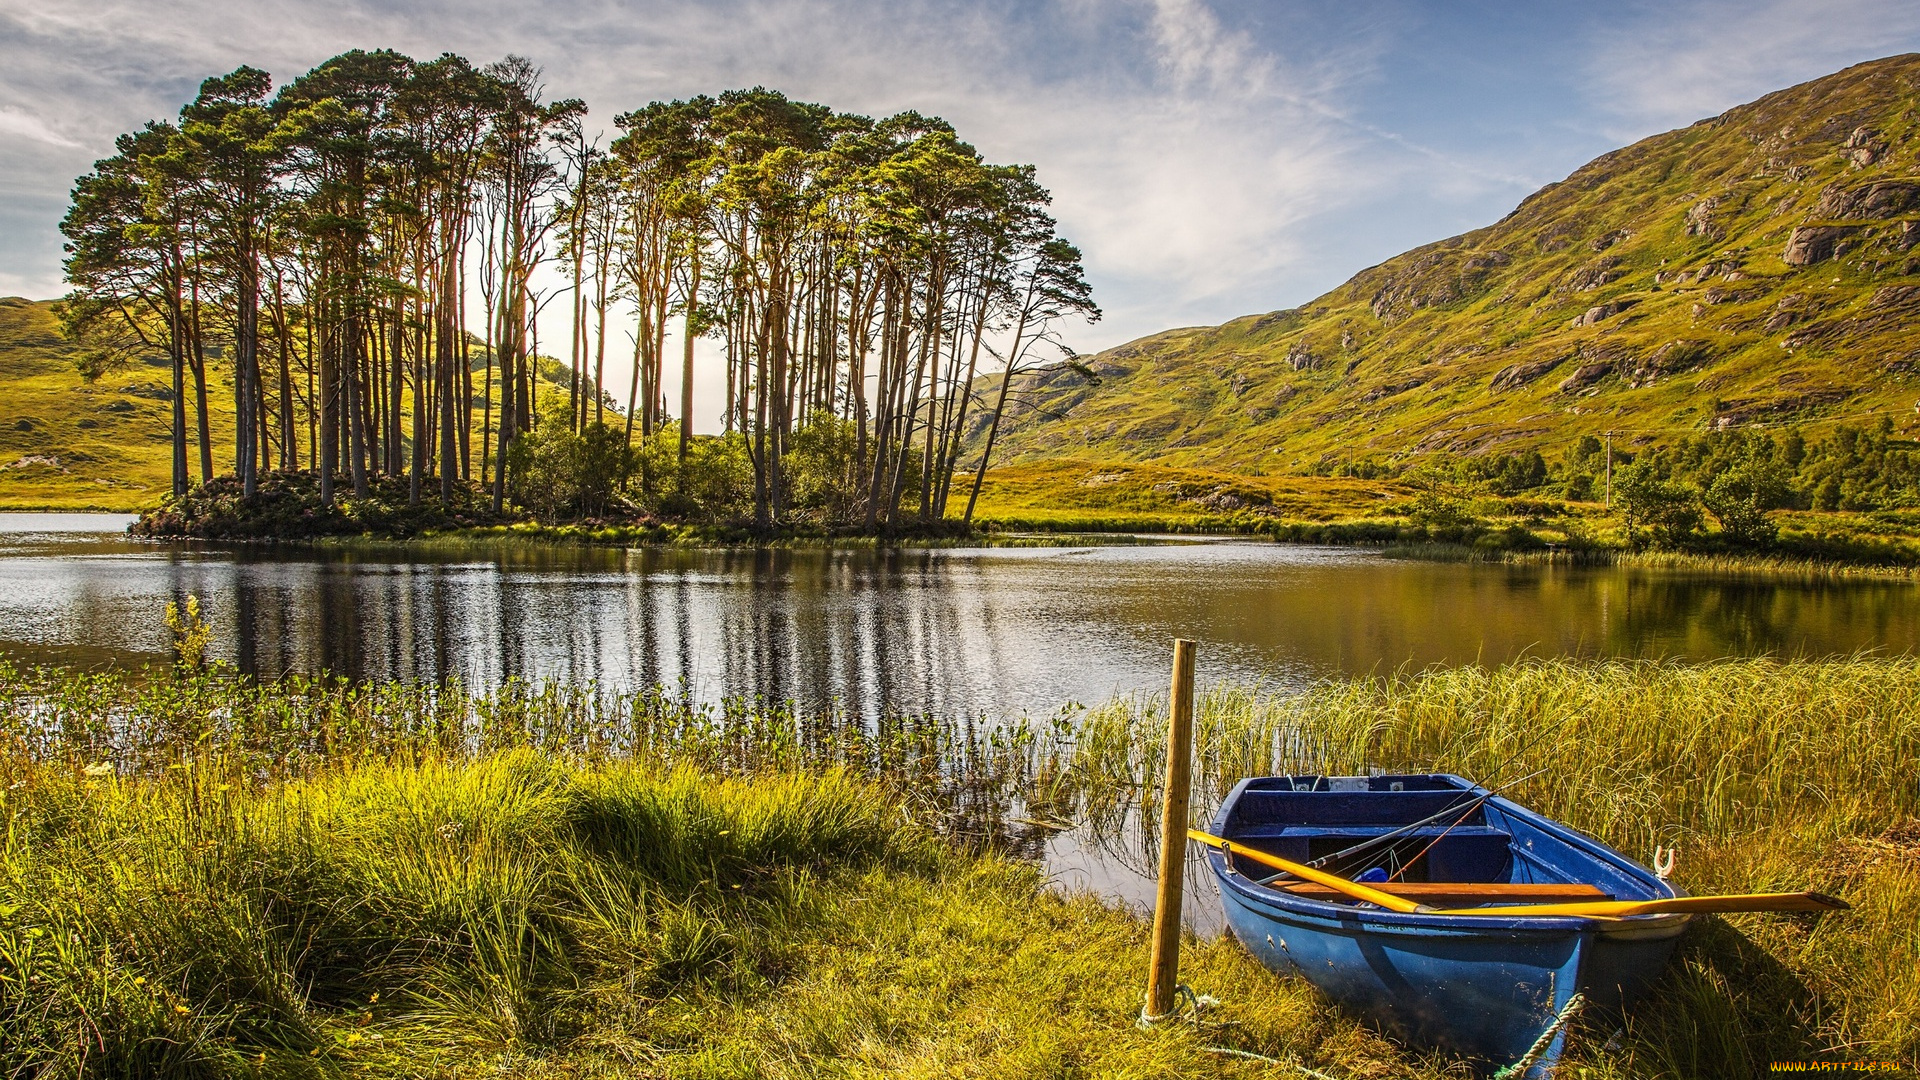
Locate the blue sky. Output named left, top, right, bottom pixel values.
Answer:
left=4, top=0, right=1920, bottom=409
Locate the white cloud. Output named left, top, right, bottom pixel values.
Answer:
left=1585, top=0, right=1920, bottom=134
left=0, top=0, right=1403, bottom=346
left=21, top=0, right=1905, bottom=372
left=1148, top=0, right=1270, bottom=94
left=0, top=106, right=81, bottom=148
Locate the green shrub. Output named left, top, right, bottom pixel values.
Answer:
left=627, top=424, right=753, bottom=521
left=1616, top=461, right=1703, bottom=548
left=507, top=403, right=635, bottom=521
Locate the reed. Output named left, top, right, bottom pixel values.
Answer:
left=1, top=657, right=1914, bottom=1076
left=0, top=721, right=1396, bottom=1077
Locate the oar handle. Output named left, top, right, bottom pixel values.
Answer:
left=1187, top=829, right=1428, bottom=914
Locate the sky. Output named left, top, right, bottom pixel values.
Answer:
left=5, top=0, right=1920, bottom=428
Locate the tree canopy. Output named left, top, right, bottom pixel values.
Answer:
left=61, top=50, right=1098, bottom=530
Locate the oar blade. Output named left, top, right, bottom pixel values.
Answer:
left=1630, top=891, right=1850, bottom=915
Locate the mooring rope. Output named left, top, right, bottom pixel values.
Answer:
left=1493, top=992, right=1588, bottom=1080
left=1136, top=983, right=1215, bottom=1028
left=1142, top=984, right=1346, bottom=1078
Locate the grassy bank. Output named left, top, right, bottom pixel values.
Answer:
left=2, top=659, right=1916, bottom=1076
left=0, top=665, right=1402, bottom=1079
left=971, top=460, right=1920, bottom=570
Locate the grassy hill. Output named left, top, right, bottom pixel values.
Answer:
left=0, top=297, right=214, bottom=511
left=985, top=53, right=1920, bottom=474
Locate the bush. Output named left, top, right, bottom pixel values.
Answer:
left=1402, top=463, right=1479, bottom=529
left=131, top=470, right=504, bottom=540
left=783, top=413, right=861, bottom=522
left=628, top=425, right=753, bottom=521
left=1702, top=455, right=1791, bottom=547
left=1615, top=461, right=1702, bottom=549
left=507, top=403, right=636, bottom=521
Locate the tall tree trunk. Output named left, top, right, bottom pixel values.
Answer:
left=236, top=244, right=259, bottom=496
left=679, top=248, right=699, bottom=463
left=318, top=306, right=337, bottom=507
left=438, top=257, right=458, bottom=504
left=273, top=272, right=297, bottom=472
left=168, top=255, right=189, bottom=496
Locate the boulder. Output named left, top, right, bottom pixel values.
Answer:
left=1571, top=298, right=1636, bottom=327
left=1812, top=180, right=1920, bottom=220
left=1565, top=256, right=1623, bottom=291
left=1844, top=125, right=1889, bottom=168
left=1590, top=228, right=1629, bottom=251
left=1490, top=356, right=1564, bottom=391
left=1783, top=224, right=1862, bottom=265
left=1558, top=362, right=1613, bottom=392
left=1685, top=197, right=1724, bottom=239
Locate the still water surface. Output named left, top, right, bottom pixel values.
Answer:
left=5, top=512, right=1920, bottom=717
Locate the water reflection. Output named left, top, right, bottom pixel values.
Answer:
left=2, top=514, right=1919, bottom=718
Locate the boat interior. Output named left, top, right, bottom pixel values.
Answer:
left=1217, top=774, right=1663, bottom=906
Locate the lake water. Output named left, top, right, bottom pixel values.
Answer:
left=6, top=510, right=1920, bottom=929
left=5, top=512, right=1920, bottom=718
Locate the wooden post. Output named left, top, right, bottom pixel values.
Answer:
left=1145, top=638, right=1197, bottom=1022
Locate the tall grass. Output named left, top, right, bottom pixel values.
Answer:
left=2, top=657, right=1915, bottom=1076
left=0, top=672, right=1400, bottom=1079
left=1396, top=542, right=1920, bottom=580
left=0, top=660, right=1027, bottom=831
left=0, top=753, right=924, bottom=1076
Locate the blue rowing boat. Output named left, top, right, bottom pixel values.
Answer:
left=1203, top=773, right=1686, bottom=1074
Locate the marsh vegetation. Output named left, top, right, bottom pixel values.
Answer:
left=1, top=654, right=1913, bottom=1077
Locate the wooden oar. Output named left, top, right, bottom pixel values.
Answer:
left=1189, top=830, right=1849, bottom=918
left=1427, top=893, right=1849, bottom=917
left=1189, top=829, right=1428, bottom=912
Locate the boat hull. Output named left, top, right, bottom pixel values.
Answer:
left=1216, top=868, right=1686, bottom=1067
left=1206, top=775, right=1687, bottom=1074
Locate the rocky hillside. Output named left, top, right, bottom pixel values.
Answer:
left=986, top=54, right=1920, bottom=472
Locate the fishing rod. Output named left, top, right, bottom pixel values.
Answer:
left=1386, top=796, right=1491, bottom=884
left=1380, top=720, right=1597, bottom=883
left=1247, top=708, right=1581, bottom=887
left=1369, top=712, right=1599, bottom=883
left=1307, top=767, right=1546, bottom=872
left=1250, top=767, right=1549, bottom=887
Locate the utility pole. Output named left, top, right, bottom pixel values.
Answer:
left=1604, top=431, right=1613, bottom=508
